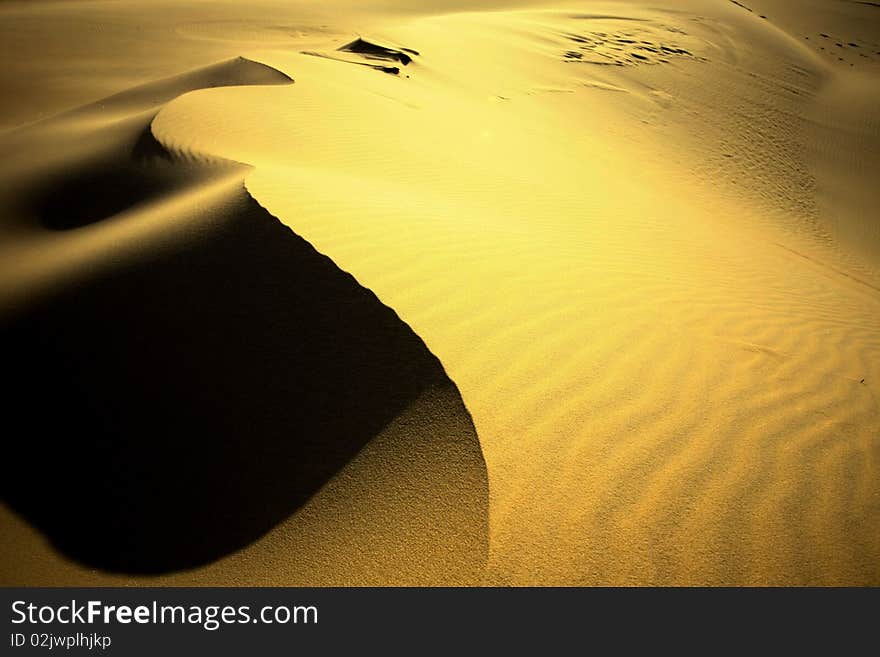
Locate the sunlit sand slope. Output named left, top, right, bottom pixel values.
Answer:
left=0, top=0, right=877, bottom=586
left=144, top=1, right=879, bottom=584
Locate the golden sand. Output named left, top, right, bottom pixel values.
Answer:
left=1, top=0, right=878, bottom=585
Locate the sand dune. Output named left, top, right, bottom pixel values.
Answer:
left=0, top=57, right=292, bottom=313
left=0, top=53, right=488, bottom=585
left=1, top=0, right=878, bottom=585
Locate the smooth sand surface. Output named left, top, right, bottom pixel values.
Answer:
left=1, top=0, right=878, bottom=585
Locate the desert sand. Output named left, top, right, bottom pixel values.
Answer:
left=0, top=0, right=878, bottom=586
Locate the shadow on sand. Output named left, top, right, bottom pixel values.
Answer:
left=2, top=170, right=487, bottom=576
left=1, top=56, right=488, bottom=580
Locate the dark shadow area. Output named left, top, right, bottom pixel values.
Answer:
left=33, top=126, right=218, bottom=230
left=1, top=188, right=486, bottom=573
left=35, top=161, right=183, bottom=230
left=130, top=124, right=177, bottom=162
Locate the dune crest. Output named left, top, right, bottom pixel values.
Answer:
left=0, top=55, right=489, bottom=584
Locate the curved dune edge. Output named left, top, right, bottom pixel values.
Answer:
left=144, top=3, right=880, bottom=585
left=0, top=57, right=489, bottom=585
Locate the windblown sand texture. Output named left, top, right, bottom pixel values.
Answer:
left=1, top=0, right=878, bottom=586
